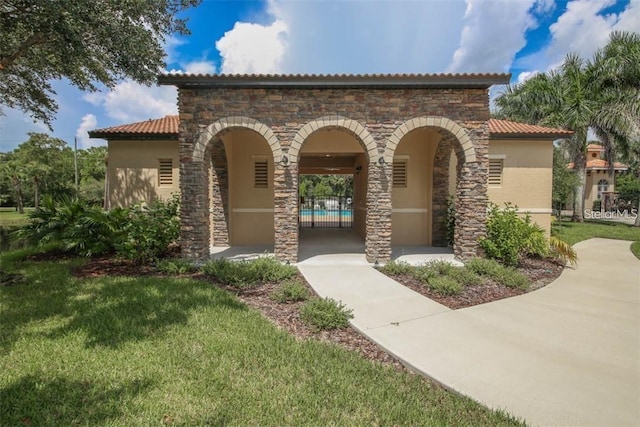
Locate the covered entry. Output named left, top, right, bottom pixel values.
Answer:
left=296, top=127, right=369, bottom=238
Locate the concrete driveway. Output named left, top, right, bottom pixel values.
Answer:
left=299, top=238, right=640, bottom=426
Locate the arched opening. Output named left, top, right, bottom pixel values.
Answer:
left=390, top=128, right=438, bottom=245
left=199, top=118, right=280, bottom=253
left=387, top=117, right=474, bottom=257
left=295, top=123, right=372, bottom=259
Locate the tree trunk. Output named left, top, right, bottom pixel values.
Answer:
left=33, top=176, right=40, bottom=209
left=635, top=199, right=640, bottom=227
left=571, top=151, right=587, bottom=222
left=11, top=175, right=24, bottom=214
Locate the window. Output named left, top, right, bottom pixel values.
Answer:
left=392, top=159, right=407, bottom=188
left=158, top=159, right=173, bottom=186
left=254, top=159, right=268, bottom=188
left=488, top=159, right=503, bottom=186
left=597, top=179, right=609, bottom=200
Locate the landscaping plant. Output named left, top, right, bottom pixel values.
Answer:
left=480, top=203, right=549, bottom=266
left=202, top=256, right=297, bottom=287
left=115, top=194, right=180, bottom=263
left=300, top=297, right=354, bottom=331
left=269, top=278, right=311, bottom=303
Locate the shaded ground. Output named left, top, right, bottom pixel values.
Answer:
left=67, top=255, right=562, bottom=366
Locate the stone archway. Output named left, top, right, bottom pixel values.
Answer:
left=384, top=117, right=487, bottom=260
left=194, top=116, right=283, bottom=162
left=289, top=115, right=378, bottom=163
left=284, top=115, right=385, bottom=262
left=179, top=116, right=281, bottom=258
left=383, top=116, right=475, bottom=164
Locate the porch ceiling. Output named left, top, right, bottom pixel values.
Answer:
left=299, top=154, right=359, bottom=175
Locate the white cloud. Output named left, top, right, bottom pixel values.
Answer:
left=215, top=17, right=287, bottom=74
left=100, top=81, right=177, bottom=123
left=213, top=1, right=468, bottom=75
left=447, top=0, right=547, bottom=73
left=183, top=60, right=217, bottom=75
left=517, top=0, right=639, bottom=72
left=517, top=70, right=540, bottom=84
left=75, top=113, right=101, bottom=149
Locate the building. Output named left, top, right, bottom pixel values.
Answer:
left=89, top=73, right=572, bottom=263
left=568, top=144, right=629, bottom=212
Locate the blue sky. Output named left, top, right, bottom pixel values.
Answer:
left=0, top=0, right=637, bottom=152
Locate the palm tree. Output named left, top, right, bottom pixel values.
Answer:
left=495, top=31, right=640, bottom=222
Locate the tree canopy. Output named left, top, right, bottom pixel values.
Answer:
left=0, top=0, right=200, bottom=126
left=495, top=31, right=640, bottom=222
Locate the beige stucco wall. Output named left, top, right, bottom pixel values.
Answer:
left=584, top=171, right=617, bottom=211
left=224, top=130, right=275, bottom=245
left=391, top=129, right=439, bottom=245
left=487, top=139, right=553, bottom=234
left=107, top=139, right=179, bottom=208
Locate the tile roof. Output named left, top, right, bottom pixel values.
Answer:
left=487, top=119, right=573, bottom=137
left=158, top=72, right=511, bottom=88
left=89, top=115, right=179, bottom=138
left=90, top=116, right=570, bottom=140
left=568, top=159, right=628, bottom=170
left=587, top=143, right=604, bottom=151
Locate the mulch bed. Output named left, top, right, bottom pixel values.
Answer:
left=383, top=257, right=565, bottom=309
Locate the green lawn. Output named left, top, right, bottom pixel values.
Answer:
left=631, top=241, right=640, bottom=260
left=552, top=219, right=640, bottom=246
left=0, top=249, right=521, bottom=426
left=0, top=207, right=32, bottom=226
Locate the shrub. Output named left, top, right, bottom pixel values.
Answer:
left=270, top=279, right=311, bottom=303
left=17, top=196, right=125, bottom=257
left=465, top=258, right=502, bottom=277
left=466, top=257, right=530, bottom=289
left=426, top=276, right=463, bottom=296
left=480, top=203, right=550, bottom=266
left=494, top=267, right=529, bottom=290
left=115, top=195, right=180, bottom=263
left=156, top=258, right=195, bottom=275
left=201, top=256, right=296, bottom=288
left=426, top=260, right=456, bottom=276
left=250, top=256, right=297, bottom=282
left=447, top=267, right=484, bottom=286
left=592, top=199, right=602, bottom=211
left=413, top=265, right=437, bottom=283
left=379, top=260, right=413, bottom=275
left=300, top=297, right=354, bottom=331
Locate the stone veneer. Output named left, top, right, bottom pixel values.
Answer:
left=175, top=86, right=490, bottom=263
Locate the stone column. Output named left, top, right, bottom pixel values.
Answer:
left=365, top=160, right=392, bottom=263
left=454, top=134, right=488, bottom=260
left=274, top=162, right=298, bottom=263
left=180, top=157, right=209, bottom=259
left=432, top=135, right=454, bottom=247
left=209, top=140, right=229, bottom=246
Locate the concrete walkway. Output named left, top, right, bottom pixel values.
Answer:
left=298, top=238, right=640, bottom=427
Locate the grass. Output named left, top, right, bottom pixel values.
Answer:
left=631, top=241, right=640, bottom=260
left=0, top=207, right=32, bottom=226
left=552, top=219, right=640, bottom=246
left=0, top=249, right=522, bottom=426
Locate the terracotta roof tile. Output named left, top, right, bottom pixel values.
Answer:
left=488, top=119, right=573, bottom=137
left=89, top=115, right=179, bottom=138
left=91, top=116, right=572, bottom=140
left=587, top=143, right=604, bottom=151
left=568, top=159, right=628, bottom=170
